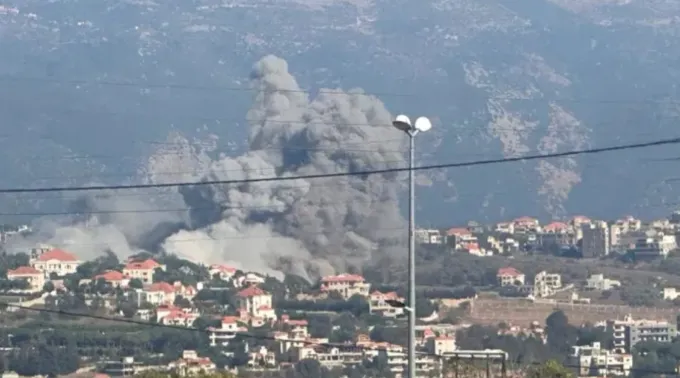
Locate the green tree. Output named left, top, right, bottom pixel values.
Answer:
left=526, top=360, right=574, bottom=378
left=129, top=278, right=144, bottom=289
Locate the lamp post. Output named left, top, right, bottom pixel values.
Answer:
left=392, top=114, right=432, bottom=378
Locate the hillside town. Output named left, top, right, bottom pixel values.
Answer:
left=2, top=212, right=680, bottom=377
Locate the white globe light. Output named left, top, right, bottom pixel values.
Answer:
left=393, top=114, right=412, bottom=132
left=414, top=116, right=432, bottom=132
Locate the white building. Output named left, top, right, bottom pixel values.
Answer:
left=236, top=286, right=276, bottom=320
left=6, top=266, right=45, bottom=292
left=571, top=342, right=632, bottom=377
left=123, top=259, right=165, bottom=284
left=415, top=229, right=443, bottom=244
left=30, top=248, right=81, bottom=277
left=585, top=274, right=621, bottom=291
left=368, top=291, right=405, bottom=317
left=533, top=271, right=562, bottom=298
left=320, top=274, right=370, bottom=299
left=607, top=315, right=678, bottom=352
left=208, top=316, right=248, bottom=346
left=168, top=350, right=216, bottom=377
left=496, top=267, right=525, bottom=287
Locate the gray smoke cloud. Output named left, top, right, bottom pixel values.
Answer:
left=13, top=55, right=407, bottom=280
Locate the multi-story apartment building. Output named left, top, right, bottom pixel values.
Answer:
left=496, top=267, right=525, bottom=287
left=414, top=229, right=443, bottom=245
left=607, top=315, right=678, bottom=352
left=538, top=222, right=576, bottom=250
left=30, top=248, right=81, bottom=277
left=533, top=271, right=562, bottom=298
left=571, top=342, right=632, bottom=377
left=628, top=233, right=677, bottom=260
left=581, top=221, right=610, bottom=258
left=320, top=274, right=370, bottom=299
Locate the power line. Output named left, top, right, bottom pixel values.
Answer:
left=0, top=163, right=670, bottom=218
left=5, top=73, right=680, bottom=106
left=0, top=75, right=416, bottom=98
left=0, top=136, right=677, bottom=194
left=0, top=301, right=674, bottom=376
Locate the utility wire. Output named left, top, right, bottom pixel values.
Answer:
left=0, top=301, right=674, bottom=376
left=0, top=136, right=677, bottom=194
left=0, top=163, right=671, bottom=218
left=5, top=73, right=680, bottom=105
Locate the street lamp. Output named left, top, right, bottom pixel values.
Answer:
left=392, top=114, right=432, bottom=378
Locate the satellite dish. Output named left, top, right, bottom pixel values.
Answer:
left=414, top=116, right=432, bottom=132
left=392, top=114, right=412, bottom=132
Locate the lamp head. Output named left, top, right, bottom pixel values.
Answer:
left=414, top=116, right=432, bottom=132
left=392, top=114, right=412, bottom=132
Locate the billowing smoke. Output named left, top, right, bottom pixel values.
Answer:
left=13, top=55, right=407, bottom=280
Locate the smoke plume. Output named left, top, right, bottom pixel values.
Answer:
left=15, top=55, right=407, bottom=280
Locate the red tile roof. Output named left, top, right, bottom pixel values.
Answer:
left=36, top=249, right=78, bottom=262
left=446, top=227, right=472, bottom=236
left=210, top=264, right=237, bottom=273
left=370, top=291, right=399, bottom=300
left=146, top=282, right=175, bottom=293
left=320, top=274, right=365, bottom=283
left=124, top=259, right=160, bottom=270
left=543, top=222, right=569, bottom=231
left=497, top=267, right=523, bottom=277
left=222, top=316, right=239, bottom=324
left=93, top=270, right=126, bottom=281
left=237, top=286, right=267, bottom=297
left=7, top=266, right=41, bottom=275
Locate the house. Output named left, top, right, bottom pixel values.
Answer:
left=123, top=259, right=164, bottom=284
left=320, top=274, right=370, bottom=299
left=6, top=266, right=45, bottom=292
left=209, top=264, right=237, bottom=281
left=586, top=274, right=621, bottom=291
left=571, top=342, right=632, bottom=377
left=30, top=248, right=81, bottom=277
left=495, top=222, right=515, bottom=234
left=131, top=281, right=197, bottom=307
left=156, top=305, right=200, bottom=327
left=279, top=314, right=309, bottom=339
left=237, top=286, right=276, bottom=320
left=414, top=229, right=443, bottom=244
left=512, top=216, right=540, bottom=233
left=237, top=272, right=266, bottom=287
left=368, top=291, right=405, bottom=317
left=445, top=228, right=477, bottom=249
left=208, top=316, right=248, bottom=346
left=247, top=346, right=277, bottom=368
left=496, top=267, right=525, bottom=287
left=93, top=270, right=129, bottom=288
left=168, top=350, right=216, bottom=377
